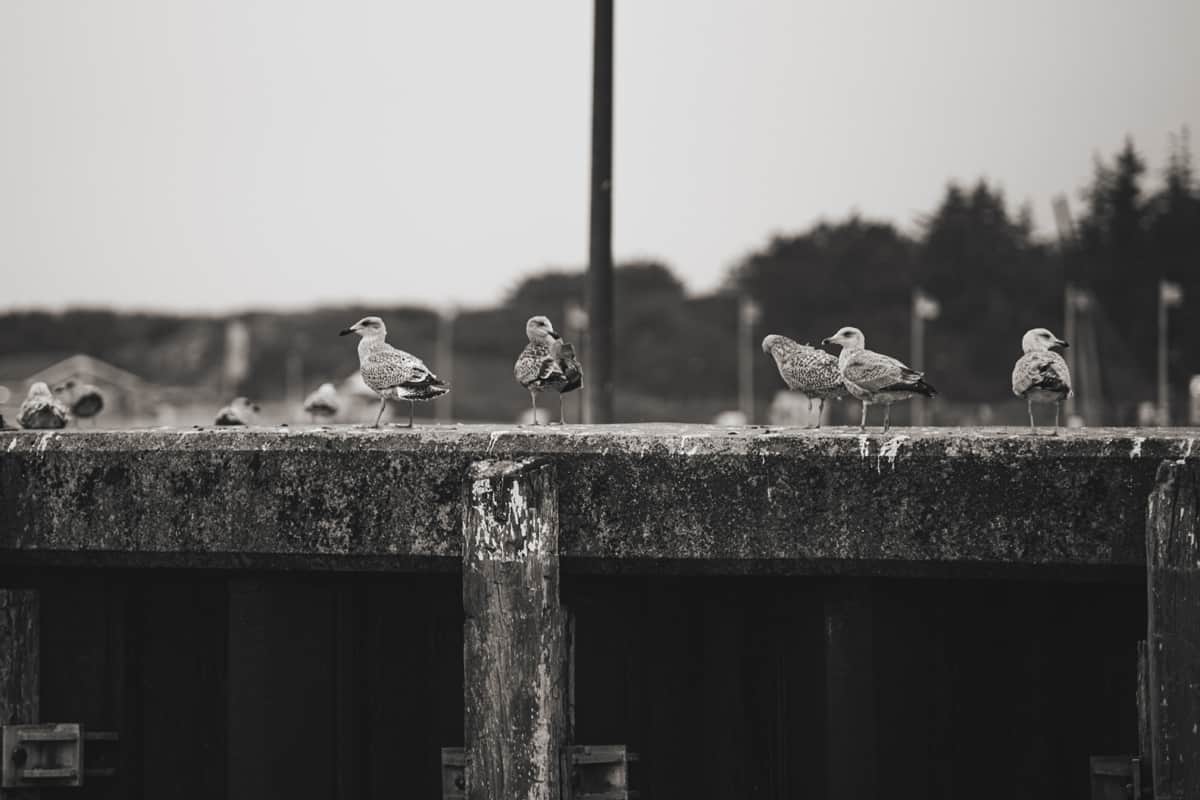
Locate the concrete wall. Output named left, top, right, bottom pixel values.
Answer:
left=3, top=425, right=1196, bottom=576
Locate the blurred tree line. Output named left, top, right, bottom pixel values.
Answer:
left=1, top=133, right=1196, bottom=424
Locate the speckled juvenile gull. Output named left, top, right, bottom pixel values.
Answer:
left=822, top=326, right=936, bottom=432
left=57, top=380, right=104, bottom=426
left=514, top=316, right=579, bottom=425
left=18, top=382, right=69, bottom=429
left=762, top=334, right=845, bottom=428
left=215, top=397, right=259, bottom=426
left=1011, top=327, right=1072, bottom=434
left=302, top=382, right=341, bottom=423
left=340, top=316, right=449, bottom=428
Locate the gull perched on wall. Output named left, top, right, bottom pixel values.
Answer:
left=56, top=380, right=104, bottom=426
left=1011, top=327, right=1072, bottom=434
left=215, top=397, right=260, bottom=426
left=340, top=316, right=449, bottom=428
left=822, top=326, right=937, bottom=432
left=19, top=382, right=69, bottom=429
left=514, top=316, right=578, bottom=425
left=302, top=382, right=341, bottom=423
left=761, top=334, right=845, bottom=428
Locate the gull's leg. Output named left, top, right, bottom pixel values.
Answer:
left=1028, top=399, right=1036, bottom=434
left=373, top=397, right=387, bottom=428
left=530, top=390, right=539, bottom=425
left=805, top=395, right=814, bottom=428
left=1053, top=402, right=1060, bottom=436
left=407, top=400, right=415, bottom=429
left=860, top=401, right=869, bottom=431
left=559, top=393, right=566, bottom=425
left=883, top=404, right=891, bottom=433
left=817, top=398, right=825, bottom=429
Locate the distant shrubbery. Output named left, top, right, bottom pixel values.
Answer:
left=1, top=136, right=1197, bottom=424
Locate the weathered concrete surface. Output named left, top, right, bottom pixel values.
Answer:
left=1, top=425, right=1197, bottom=575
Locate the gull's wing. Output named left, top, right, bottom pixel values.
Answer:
left=514, top=343, right=565, bottom=388
left=1012, top=351, right=1072, bottom=397
left=363, top=345, right=441, bottom=392
left=842, top=349, right=923, bottom=392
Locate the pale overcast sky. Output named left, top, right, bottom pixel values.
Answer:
left=1, top=0, right=1197, bottom=312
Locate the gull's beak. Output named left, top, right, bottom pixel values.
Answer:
left=1055, top=339, right=1069, bottom=350
left=549, top=330, right=562, bottom=340
left=820, top=337, right=831, bottom=346
left=252, top=404, right=261, bottom=413
left=338, top=327, right=355, bottom=336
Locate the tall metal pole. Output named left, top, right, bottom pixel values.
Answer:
left=910, top=289, right=925, bottom=427
left=587, top=0, right=615, bottom=424
left=1063, top=284, right=1077, bottom=421
left=1158, top=280, right=1168, bottom=426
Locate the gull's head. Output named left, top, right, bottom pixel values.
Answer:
left=761, top=334, right=785, bottom=355
left=1022, top=327, right=1068, bottom=354
left=27, top=382, right=53, bottom=401
left=525, top=315, right=561, bottom=344
left=821, top=326, right=865, bottom=351
left=340, top=316, right=386, bottom=339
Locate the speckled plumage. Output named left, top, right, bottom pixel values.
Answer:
left=18, top=382, right=68, bottom=430
left=514, top=342, right=567, bottom=392
left=1012, top=328, right=1072, bottom=433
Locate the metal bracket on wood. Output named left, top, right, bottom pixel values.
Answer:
left=566, top=745, right=638, bottom=800
left=441, top=745, right=638, bottom=800
left=1088, top=755, right=1147, bottom=800
left=1, top=724, right=119, bottom=789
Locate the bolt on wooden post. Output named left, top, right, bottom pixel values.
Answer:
left=462, top=459, right=569, bottom=800
left=1146, top=460, right=1200, bottom=800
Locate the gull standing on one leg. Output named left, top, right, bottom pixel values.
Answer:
left=821, top=326, right=937, bottom=433
left=340, top=316, right=449, bottom=428
left=514, top=316, right=568, bottom=425
left=1011, top=327, right=1071, bottom=434
left=761, top=334, right=845, bottom=428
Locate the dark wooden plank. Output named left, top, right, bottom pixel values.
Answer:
left=0, top=589, right=38, bottom=726
left=227, top=578, right=337, bottom=800
left=824, top=579, right=876, bottom=800
left=139, top=579, right=226, bottom=800
left=1146, top=460, right=1200, bottom=799
left=701, top=585, right=747, bottom=797
left=363, top=576, right=461, bottom=799
left=462, top=459, right=566, bottom=800
left=38, top=576, right=132, bottom=800
left=0, top=588, right=38, bottom=800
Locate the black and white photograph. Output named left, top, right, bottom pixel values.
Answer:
left=1, top=1, right=1199, bottom=797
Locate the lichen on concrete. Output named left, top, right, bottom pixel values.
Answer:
left=1, top=424, right=1195, bottom=574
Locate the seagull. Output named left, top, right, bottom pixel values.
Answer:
left=821, top=326, right=936, bottom=432
left=18, top=382, right=69, bottom=429
left=514, top=316, right=573, bottom=425
left=340, top=316, right=449, bottom=428
left=1011, top=327, right=1071, bottom=434
left=762, top=334, right=845, bottom=428
left=56, top=381, right=104, bottom=426
left=215, top=397, right=260, bottom=426
left=302, top=382, right=341, bottom=423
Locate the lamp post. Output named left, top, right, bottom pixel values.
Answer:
left=910, top=288, right=940, bottom=427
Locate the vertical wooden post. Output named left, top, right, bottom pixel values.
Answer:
left=824, top=579, right=877, bottom=800
left=462, top=459, right=567, bottom=800
left=1146, top=460, right=1200, bottom=799
left=0, top=589, right=39, bottom=800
